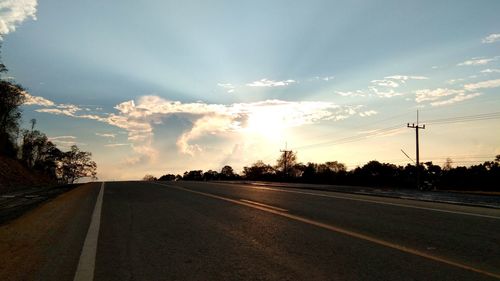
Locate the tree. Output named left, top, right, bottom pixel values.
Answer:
left=143, top=174, right=157, bottom=181
left=220, top=165, right=235, bottom=180
left=443, top=158, right=453, bottom=171
left=276, top=150, right=297, bottom=177
left=183, top=170, right=203, bottom=181
left=158, top=174, right=176, bottom=181
left=203, top=170, right=219, bottom=181
left=58, top=145, right=97, bottom=183
left=0, top=74, right=25, bottom=156
left=243, top=160, right=275, bottom=180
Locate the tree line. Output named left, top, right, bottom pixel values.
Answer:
left=152, top=150, right=500, bottom=191
left=0, top=44, right=96, bottom=184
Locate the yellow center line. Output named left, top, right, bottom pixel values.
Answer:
left=152, top=182, right=500, bottom=279
left=240, top=199, right=288, bottom=212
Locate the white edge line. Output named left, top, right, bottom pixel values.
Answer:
left=73, top=182, right=105, bottom=281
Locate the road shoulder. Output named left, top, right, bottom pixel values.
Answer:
left=0, top=182, right=100, bottom=281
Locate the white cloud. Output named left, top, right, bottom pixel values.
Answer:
left=36, top=104, right=81, bottom=117
left=96, top=133, right=116, bottom=138
left=371, top=79, right=399, bottom=88
left=415, top=88, right=464, bottom=103
left=310, top=76, right=335, bottom=81
left=359, top=110, right=378, bottom=117
left=23, top=92, right=54, bottom=106
left=482, top=33, right=500, bottom=44
left=369, top=87, right=403, bottom=98
left=50, top=136, right=76, bottom=140
left=480, top=69, right=500, bottom=73
left=446, top=78, right=464, bottom=85
left=415, top=78, right=497, bottom=106
left=457, top=57, right=497, bottom=66
left=0, top=0, right=37, bottom=38
left=104, top=143, right=130, bottom=147
left=463, top=79, right=500, bottom=91
left=48, top=135, right=83, bottom=148
left=217, top=83, right=235, bottom=93
left=28, top=94, right=374, bottom=161
left=384, top=75, right=428, bottom=81
left=430, top=93, right=481, bottom=106
left=246, top=78, right=296, bottom=87
left=336, top=90, right=367, bottom=97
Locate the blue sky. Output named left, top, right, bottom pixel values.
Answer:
left=1, top=0, right=499, bottom=180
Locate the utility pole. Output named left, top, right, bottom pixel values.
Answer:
left=407, top=110, right=425, bottom=189
left=280, top=142, right=292, bottom=178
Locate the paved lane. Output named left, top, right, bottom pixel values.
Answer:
left=93, top=181, right=500, bottom=280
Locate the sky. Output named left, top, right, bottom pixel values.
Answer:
left=1, top=0, right=499, bottom=180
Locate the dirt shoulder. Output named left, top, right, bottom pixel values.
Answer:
left=0, top=182, right=100, bottom=281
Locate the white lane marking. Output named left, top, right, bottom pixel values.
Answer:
left=229, top=184, right=500, bottom=220
left=73, top=182, right=105, bottom=281
left=154, top=182, right=500, bottom=279
left=240, top=199, right=288, bottom=212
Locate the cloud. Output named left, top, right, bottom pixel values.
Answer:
left=359, top=110, right=377, bottom=117
left=480, top=69, right=500, bottom=73
left=246, top=78, right=296, bottom=87
left=415, top=78, right=496, bottom=106
left=463, top=79, right=500, bottom=91
left=384, top=75, right=428, bottom=82
left=430, top=93, right=481, bottom=106
left=371, top=75, right=428, bottom=88
left=446, top=78, right=465, bottom=85
left=415, top=88, right=464, bottom=103
left=29, top=94, right=374, bottom=161
left=371, top=79, right=399, bottom=88
left=336, top=90, right=367, bottom=97
left=0, top=0, right=37, bottom=38
left=48, top=135, right=83, bottom=148
left=95, top=133, right=116, bottom=138
left=23, top=92, right=54, bottom=106
left=457, top=57, right=497, bottom=66
left=482, top=33, right=500, bottom=44
left=309, top=76, right=335, bottom=81
left=36, top=104, right=82, bottom=117
left=104, top=143, right=130, bottom=147
left=50, top=136, right=76, bottom=140
left=217, top=83, right=235, bottom=93
left=369, top=87, right=403, bottom=98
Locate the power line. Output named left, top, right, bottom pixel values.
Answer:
left=296, top=111, right=500, bottom=151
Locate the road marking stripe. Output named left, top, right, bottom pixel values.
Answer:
left=240, top=199, right=288, bottom=212
left=73, top=182, right=105, bottom=281
left=155, top=182, right=500, bottom=279
left=235, top=185, right=500, bottom=220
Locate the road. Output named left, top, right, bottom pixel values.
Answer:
left=1, top=181, right=499, bottom=280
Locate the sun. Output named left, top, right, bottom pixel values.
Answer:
left=244, top=111, right=286, bottom=142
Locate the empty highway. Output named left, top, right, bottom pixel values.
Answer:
left=1, top=181, right=499, bottom=281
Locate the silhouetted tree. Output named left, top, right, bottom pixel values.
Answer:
left=143, top=174, right=157, bottom=181
left=0, top=45, right=25, bottom=156
left=220, top=165, right=235, bottom=180
left=203, top=170, right=219, bottom=181
left=243, top=160, right=275, bottom=180
left=183, top=170, right=203, bottom=181
left=276, top=150, right=297, bottom=178
left=58, top=145, right=97, bottom=183
left=158, top=174, right=176, bottom=181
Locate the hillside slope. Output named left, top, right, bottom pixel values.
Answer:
left=0, top=156, right=54, bottom=194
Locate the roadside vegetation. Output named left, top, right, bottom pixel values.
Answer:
left=0, top=44, right=96, bottom=188
left=153, top=150, right=500, bottom=192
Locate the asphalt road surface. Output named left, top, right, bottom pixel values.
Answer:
left=1, top=181, right=499, bottom=281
